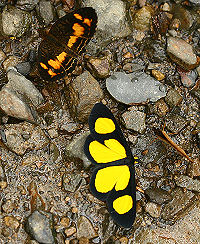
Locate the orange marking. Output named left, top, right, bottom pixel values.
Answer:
left=40, top=63, right=48, bottom=70
left=57, top=52, right=67, bottom=63
left=73, top=23, right=84, bottom=36
left=48, top=59, right=60, bottom=69
left=48, top=69, right=57, bottom=77
left=74, top=13, right=83, bottom=20
left=67, top=36, right=78, bottom=48
left=83, top=18, right=91, bottom=26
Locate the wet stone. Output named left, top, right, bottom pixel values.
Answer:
left=167, top=37, right=198, bottom=70
left=161, top=187, right=195, bottom=222
left=38, top=0, right=55, bottom=26
left=77, top=216, right=97, bottom=240
left=4, top=216, right=20, bottom=230
left=66, top=71, right=103, bottom=122
left=175, top=175, right=200, bottom=192
left=145, top=202, right=161, bottom=218
left=106, top=72, right=167, bottom=104
left=25, top=210, right=55, bottom=244
left=132, top=6, right=153, bottom=31
left=122, top=107, right=146, bottom=133
left=145, top=188, right=172, bottom=205
left=62, top=172, right=86, bottom=193
left=65, top=132, right=91, bottom=168
left=2, top=5, right=31, bottom=37
left=164, top=89, right=183, bottom=107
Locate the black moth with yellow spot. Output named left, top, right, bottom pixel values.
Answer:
left=84, top=103, right=138, bottom=228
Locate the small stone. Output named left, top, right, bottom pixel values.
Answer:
left=175, top=175, right=200, bottom=192
left=2, top=200, right=16, bottom=213
left=145, top=202, right=161, bottom=218
left=165, top=114, right=187, bottom=133
left=66, top=71, right=103, bottom=122
left=62, top=172, right=85, bottom=193
left=178, top=69, right=198, bottom=88
left=77, top=216, right=97, bottom=240
left=164, top=89, right=183, bottom=107
left=16, top=0, right=39, bottom=11
left=86, top=56, right=111, bottom=79
left=151, top=70, right=165, bottom=80
left=145, top=188, right=172, bottom=204
left=4, top=216, right=20, bottom=230
left=106, top=72, right=167, bottom=104
left=64, top=227, right=76, bottom=237
left=2, top=5, right=31, bottom=37
left=122, top=107, right=146, bottom=133
left=133, top=6, right=153, bottom=31
left=25, top=210, right=55, bottom=244
left=15, top=62, right=31, bottom=76
left=38, top=0, right=55, bottom=26
left=60, top=217, right=70, bottom=228
left=150, top=99, right=169, bottom=117
left=0, top=162, right=7, bottom=190
left=167, top=37, right=198, bottom=70
left=78, top=237, right=90, bottom=244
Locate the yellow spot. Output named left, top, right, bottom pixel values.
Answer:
left=48, top=59, right=60, bottom=69
left=40, top=63, right=48, bottom=70
left=95, top=118, right=115, bottom=134
left=74, top=13, right=83, bottom=20
left=83, top=18, right=91, bottom=26
left=113, top=195, right=133, bottom=214
left=89, top=139, right=126, bottom=163
left=56, top=52, right=67, bottom=63
left=73, top=23, right=84, bottom=36
left=95, top=165, right=130, bottom=193
left=67, top=36, right=78, bottom=48
left=48, top=69, right=57, bottom=77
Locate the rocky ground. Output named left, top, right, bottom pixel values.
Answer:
left=0, top=0, right=200, bottom=243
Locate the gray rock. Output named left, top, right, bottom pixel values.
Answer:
left=25, top=210, right=55, bottom=244
left=77, top=216, right=97, bottom=240
left=66, top=71, right=103, bottom=122
left=161, top=187, right=195, bottom=222
left=0, top=68, right=44, bottom=122
left=81, top=0, right=131, bottom=48
left=106, top=72, right=167, bottom=104
left=65, top=132, right=91, bottom=168
left=145, top=188, right=172, bottom=205
left=122, top=107, right=146, bottom=133
left=2, top=5, right=31, bottom=37
left=167, top=37, right=198, bottom=70
left=179, top=69, right=198, bottom=88
left=15, top=62, right=31, bottom=76
left=175, top=175, right=200, bottom=192
left=188, top=0, right=200, bottom=5
left=38, top=0, right=55, bottom=26
left=16, top=0, right=39, bottom=11
left=164, top=89, right=183, bottom=107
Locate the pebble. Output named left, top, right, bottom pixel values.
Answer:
left=149, top=99, right=169, bottom=117
left=16, top=0, right=39, bottom=11
left=64, top=227, right=76, bottom=237
left=178, top=68, right=198, bottom=88
left=4, top=216, right=20, bottom=230
left=161, top=187, right=195, bottom=222
left=106, top=72, right=167, bottom=104
left=151, top=70, right=165, bottom=81
left=15, top=62, right=31, bottom=76
left=2, top=5, right=31, bottom=37
left=132, top=6, right=153, bottom=31
left=62, top=172, right=85, bottom=193
left=25, top=210, right=55, bottom=244
left=167, top=37, right=198, bottom=70
left=122, top=107, right=146, bottom=133
left=164, top=89, right=183, bottom=107
left=81, top=0, right=131, bottom=46
left=175, top=175, right=200, bottom=192
left=65, top=132, right=91, bottom=168
left=145, top=202, right=161, bottom=218
left=77, top=216, right=97, bottom=240
left=38, top=0, right=55, bottom=26
left=2, top=200, right=16, bottom=213
left=0, top=162, right=7, bottom=190
left=66, top=71, right=103, bottom=122
left=145, top=188, right=172, bottom=204
left=165, top=113, right=187, bottom=133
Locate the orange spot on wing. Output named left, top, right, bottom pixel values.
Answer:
left=83, top=18, right=91, bottom=26
left=48, top=69, right=57, bottom=77
left=40, top=63, right=48, bottom=70
left=67, top=36, right=78, bottom=48
left=74, top=13, right=83, bottom=20
left=73, top=23, right=84, bottom=36
left=56, top=52, right=67, bottom=63
left=48, top=59, right=60, bottom=69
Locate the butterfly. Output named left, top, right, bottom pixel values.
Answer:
left=84, top=103, right=138, bottom=228
left=38, top=7, right=97, bottom=81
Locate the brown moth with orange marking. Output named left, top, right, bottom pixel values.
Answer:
left=38, top=7, right=97, bottom=81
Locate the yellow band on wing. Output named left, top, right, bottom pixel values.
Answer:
left=113, top=195, right=133, bottom=214
left=95, top=118, right=115, bottom=134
